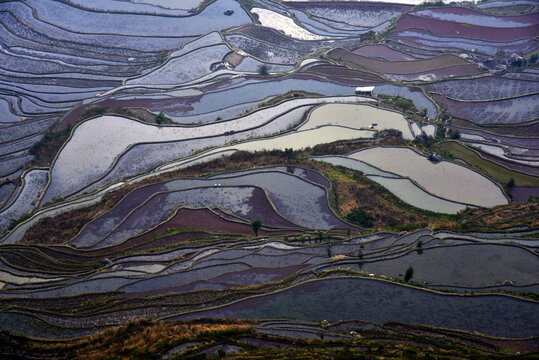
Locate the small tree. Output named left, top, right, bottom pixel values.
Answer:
left=155, top=111, right=167, bottom=124
left=507, top=177, right=515, bottom=188
left=404, top=266, right=414, bottom=282
left=258, top=64, right=269, bottom=76
left=251, top=219, right=262, bottom=236
left=285, top=148, right=294, bottom=163
left=447, top=129, right=460, bottom=139
left=530, top=53, right=538, bottom=64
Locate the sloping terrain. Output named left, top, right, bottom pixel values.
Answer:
left=0, top=0, right=537, bottom=358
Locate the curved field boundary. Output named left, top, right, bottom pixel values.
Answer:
left=208, top=165, right=331, bottom=189
left=85, top=185, right=304, bottom=250
left=351, top=43, right=425, bottom=61
left=409, top=6, right=537, bottom=28
left=299, top=102, right=415, bottom=139
left=311, top=154, right=481, bottom=211
left=327, top=47, right=471, bottom=75
left=0, top=309, right=108, bottom=339
left=0, top=190, right=105, bottom=244
left=0, top=183, right=21, bottom=212
left=225, top=31, right=315, bottom=65
left=429, top=88, right=539, bottom=104
left=23, top=0, right=248, bottom=38
left=461, top=140, right=539, bottom=166
left=1, top=8, right=171, bottom=64
left=43, top=230, right=241, bottom=261
left=59, top=0, right=213, bottom=17
left=156, top=123, right=374, bottom=174
left=433, top=229, right=539, bottom=244
left=125, top=43, right=233, bottom=85
left=162, top=275, right=539, bottom=338
left=383, top=63, right=484, bottom=82
left=172, top=76, right=360, bottom=120
left=390, top=29, right=537, bottom=58
left=437, top=141, right=539, bottom=184
left=41, top=98, right=316, bottom=202
left=0, top=168, right=49, bottom=232
left=71, top=182, right=301, bottom=249
left=60, top=97, right=370, bottom=200
left=447, top=117, right=539, bottom=136
left=317, top=242, right=539, bottom=286
left=394, top=13, right=538, bottom=42
left=365, top=175, right=471, bottom=214
left=0, top=15, right=159, bottom=64
left=350, top=145, right=510, bottom=204
left=53, top=96, right=363, bottom=200
left=73, top=169, right=357, bottom=249
left=282, top=1, right=411, bottom=29
left=116, top=253, right=324, bottom=295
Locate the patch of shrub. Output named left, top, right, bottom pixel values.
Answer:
left=404, top=266, right=414, bottom=282
left=346, top=207, right=373, bottom=228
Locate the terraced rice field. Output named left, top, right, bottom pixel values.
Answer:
left=299, top=103, right=414, bottom=139
left=349, top=147, right=508, bottom=207
left=0, top=0, right=537, bottom=357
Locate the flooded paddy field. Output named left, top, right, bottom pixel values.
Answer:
left=0, top=0, right=537, bottom=355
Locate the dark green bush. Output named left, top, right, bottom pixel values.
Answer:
left=346, top=207, right=373, bottom=228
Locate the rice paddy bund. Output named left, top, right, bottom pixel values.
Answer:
left=0, top=0, right=537, bottom=357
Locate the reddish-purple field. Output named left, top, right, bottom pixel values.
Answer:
left=394, top=14, right=537, bottom=42
left=130, top=207, right=301, bottom=239
left=508, top=186, right=539, bottom=202
left=352, top=44, right=422, bottom=61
